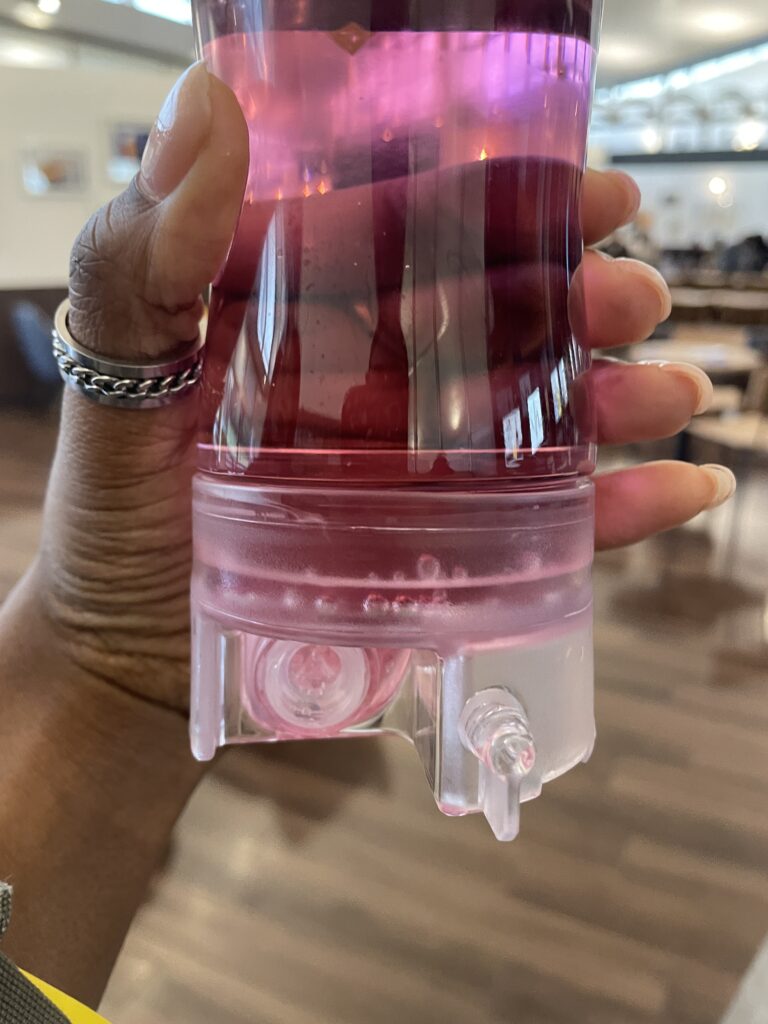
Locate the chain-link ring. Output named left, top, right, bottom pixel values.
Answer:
left=52, top=299, right=204, bottom=409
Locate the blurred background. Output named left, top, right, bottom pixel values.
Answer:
left=0, top=1, right=767, bottom=1022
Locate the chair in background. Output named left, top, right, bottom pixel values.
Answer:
left=685, top=365, right=768, bottom=579
left=11, top=302, right=59, bottom=385
left=4, top=300, right=61, bottom=410
left=0, top=290, right=65, bottom=410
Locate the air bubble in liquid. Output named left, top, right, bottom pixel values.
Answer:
left=392, top=596, right=418, bottom=616
left=363, top=594, right=390, bottom=615
left=416, top=554, right=441, bottom=580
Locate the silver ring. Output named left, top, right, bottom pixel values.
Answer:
left=52, top=299, right=204, bottom=409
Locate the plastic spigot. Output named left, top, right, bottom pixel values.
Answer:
left=458, top=688, right=537, bottom=841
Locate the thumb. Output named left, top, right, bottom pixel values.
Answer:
left=35, top=65, right=248, bottom=708
left=55, top=59, right=249, bottom=501
left=68, top=61, right=249, bottom=359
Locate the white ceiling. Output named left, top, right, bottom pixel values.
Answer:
left=599, top=0, right=768, bottom=85
left=1, top=0, right=767, bottom=85
left=0, top=0, right=191, bottom=63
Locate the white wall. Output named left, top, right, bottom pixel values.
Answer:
left=610, top=161, right=768, bottom=250
left=0, top=64, right=177, bottom=289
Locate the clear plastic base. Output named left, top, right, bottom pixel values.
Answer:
left=191, top=476, right=595, bottom=840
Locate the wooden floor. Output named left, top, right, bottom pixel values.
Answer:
left=1, top=408, right=767, bottom=1024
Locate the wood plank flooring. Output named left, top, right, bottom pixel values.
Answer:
left=0, top=408, right=766, bottom=1024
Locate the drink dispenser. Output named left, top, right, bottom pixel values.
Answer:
left=191, top=0, right=602, bottom=840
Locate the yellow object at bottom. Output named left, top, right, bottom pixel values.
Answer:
left=21, top=972, right=110, bottom=1023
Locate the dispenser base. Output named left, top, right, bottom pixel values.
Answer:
left=191, top=475, right=596, bottom=838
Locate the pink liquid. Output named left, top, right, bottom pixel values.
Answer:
left=199, top=29, right=597, bottom=485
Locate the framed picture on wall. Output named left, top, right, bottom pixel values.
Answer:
left=21, top=149, right=87, bottom=197
left=107, top=124, right=152, bottom=185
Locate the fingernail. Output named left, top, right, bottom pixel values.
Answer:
left=139, top=62, right=211, bottom=202
left=700, top=464, right=737, bottom=509
left=604, top=170, right=642, bottom=225
left=615, top=259, right=673, bottom=323
left=641, top=361, right=714, bottom=415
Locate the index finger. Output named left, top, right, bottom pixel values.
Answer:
left=582, top=168, right=641, bottom=246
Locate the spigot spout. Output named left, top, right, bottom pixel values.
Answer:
left=458, top=689, right=536, bottom=841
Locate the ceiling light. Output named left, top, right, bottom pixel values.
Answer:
left=641, top=127, right=663, bottom=153
left=132, top=0, right=191, bottom=24
left=708, top=176, right=728, bottom=197
left=694, top=10, right=749, bottom=35
left=12, top=1, right=52, bottom=28
left=37, top=0, right=60, bottom=11
left=598, top=42, right=647, bottom=67
left=629, top=80, right=664, bottom=100
left=0, top=39, right=66, bottom=66
left=668, top=71, right=691, bottom=90
left=97, top=0, right=191, bottom=23
left=733, top=120, right=766, bottom=152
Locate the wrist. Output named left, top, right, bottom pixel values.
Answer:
left=0, top=571, right=202, bottom=1003
left=0, top=568, right=200, bottom=791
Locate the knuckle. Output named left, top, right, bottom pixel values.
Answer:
left=69, top=181, right=154, bottom=298
left=68, top=183, right=158, bottom=350
left=66, top=176, right=202, bottom=357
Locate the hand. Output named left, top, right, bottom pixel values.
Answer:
left=35, top=63, right=248, bottom=711
left=32, top=63, right=731, bottom=713
left=577, top=174, right=735, bottom=547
